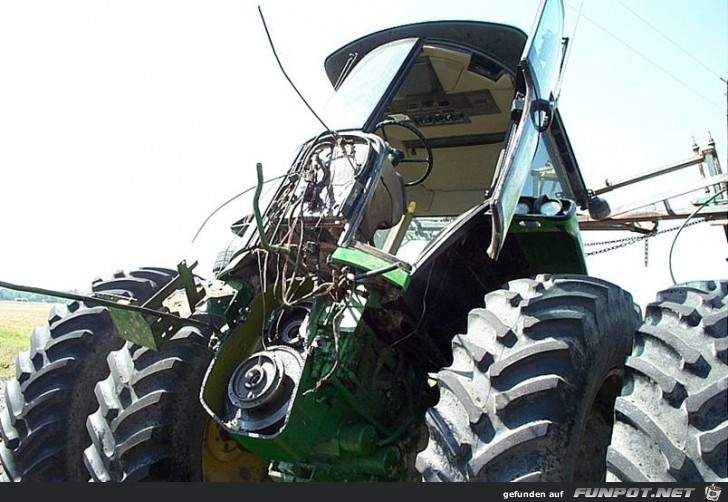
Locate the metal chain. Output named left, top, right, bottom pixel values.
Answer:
left=585, top=219, right=706, bottom=256
left=644, top=239, right=649, bottom=267
left=585, top=235, right=646, bottom=246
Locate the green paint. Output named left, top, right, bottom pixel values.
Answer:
left=511, top=211, right=588, bottom=274
left=330, top=247, right=410, bottom=289
left=213, top=289, right=427, bottom=481
left=108, top=308, right=160, bottom=350
left=201, top=292, right=273, bottom=416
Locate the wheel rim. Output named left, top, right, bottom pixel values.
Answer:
left=201, top=418, right=269, bottom=482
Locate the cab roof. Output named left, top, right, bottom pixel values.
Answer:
left=324, top=21, right=527, bottom=88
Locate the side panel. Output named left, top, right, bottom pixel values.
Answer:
left=510, top=199, right=587, bottom=274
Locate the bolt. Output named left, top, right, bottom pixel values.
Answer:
left=244, top=366, right=264, bottom=389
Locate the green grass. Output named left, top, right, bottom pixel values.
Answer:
left=0, top=302, right=55, bottom=382
left=0, top=329, right=30, bottom=381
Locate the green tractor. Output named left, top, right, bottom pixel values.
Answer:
left=2, top=0, right=726, bottom=482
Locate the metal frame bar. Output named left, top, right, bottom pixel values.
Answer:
left=580, top=143, right=727, bottom=231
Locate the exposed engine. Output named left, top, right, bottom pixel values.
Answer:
left=200, top=131, right=431, bottom=480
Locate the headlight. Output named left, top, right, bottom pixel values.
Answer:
left=515, top=201, right=531, bottom=215
left=538, top=199, right=563, bottom=216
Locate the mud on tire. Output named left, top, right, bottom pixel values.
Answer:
left=415, top=274, right=642, bottom=481
left=606, top=280, right=728, bottom=482
left=0, top=268, right=176, bottom=482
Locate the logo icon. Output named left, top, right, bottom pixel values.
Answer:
left=706, top=484, right=722, bottom=502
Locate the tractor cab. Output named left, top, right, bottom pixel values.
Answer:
left=231, top=0, right=592, bottom=289
left=314, top=0, right=591, bottom=266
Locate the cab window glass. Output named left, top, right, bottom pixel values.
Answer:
left=520, top=140, right=567, bottom=198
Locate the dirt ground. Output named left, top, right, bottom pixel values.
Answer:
left=0, top=301, right=54, bottom=338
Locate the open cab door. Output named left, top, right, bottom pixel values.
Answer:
left=487, top=0, right=567, bottom=259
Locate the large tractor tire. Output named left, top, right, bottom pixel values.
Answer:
left=0, top=267, right=176, bottom=482
left=84, top=320, right=217, bottom=481
left=606, top=280, right=727, bottom=482
left=84, top=323, right=213, bottom=481
left=415, top=274, right=642, bottom=481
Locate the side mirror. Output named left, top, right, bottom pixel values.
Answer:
left=588, top=196, right=611, bottom=220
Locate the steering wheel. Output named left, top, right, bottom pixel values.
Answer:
left=373, top=119, right=433, bottom=187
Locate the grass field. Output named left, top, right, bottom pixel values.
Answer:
left=0, top=301, right=60, bottom=479
left=0, top=301, right=57, bottom=381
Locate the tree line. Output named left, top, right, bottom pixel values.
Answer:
left=0, top=287, right=64, bottom=303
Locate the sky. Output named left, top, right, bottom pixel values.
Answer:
left=0, top=0, right=726, bottom=310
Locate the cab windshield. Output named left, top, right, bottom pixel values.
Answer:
left=319, top=39, right=420, bottom=131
